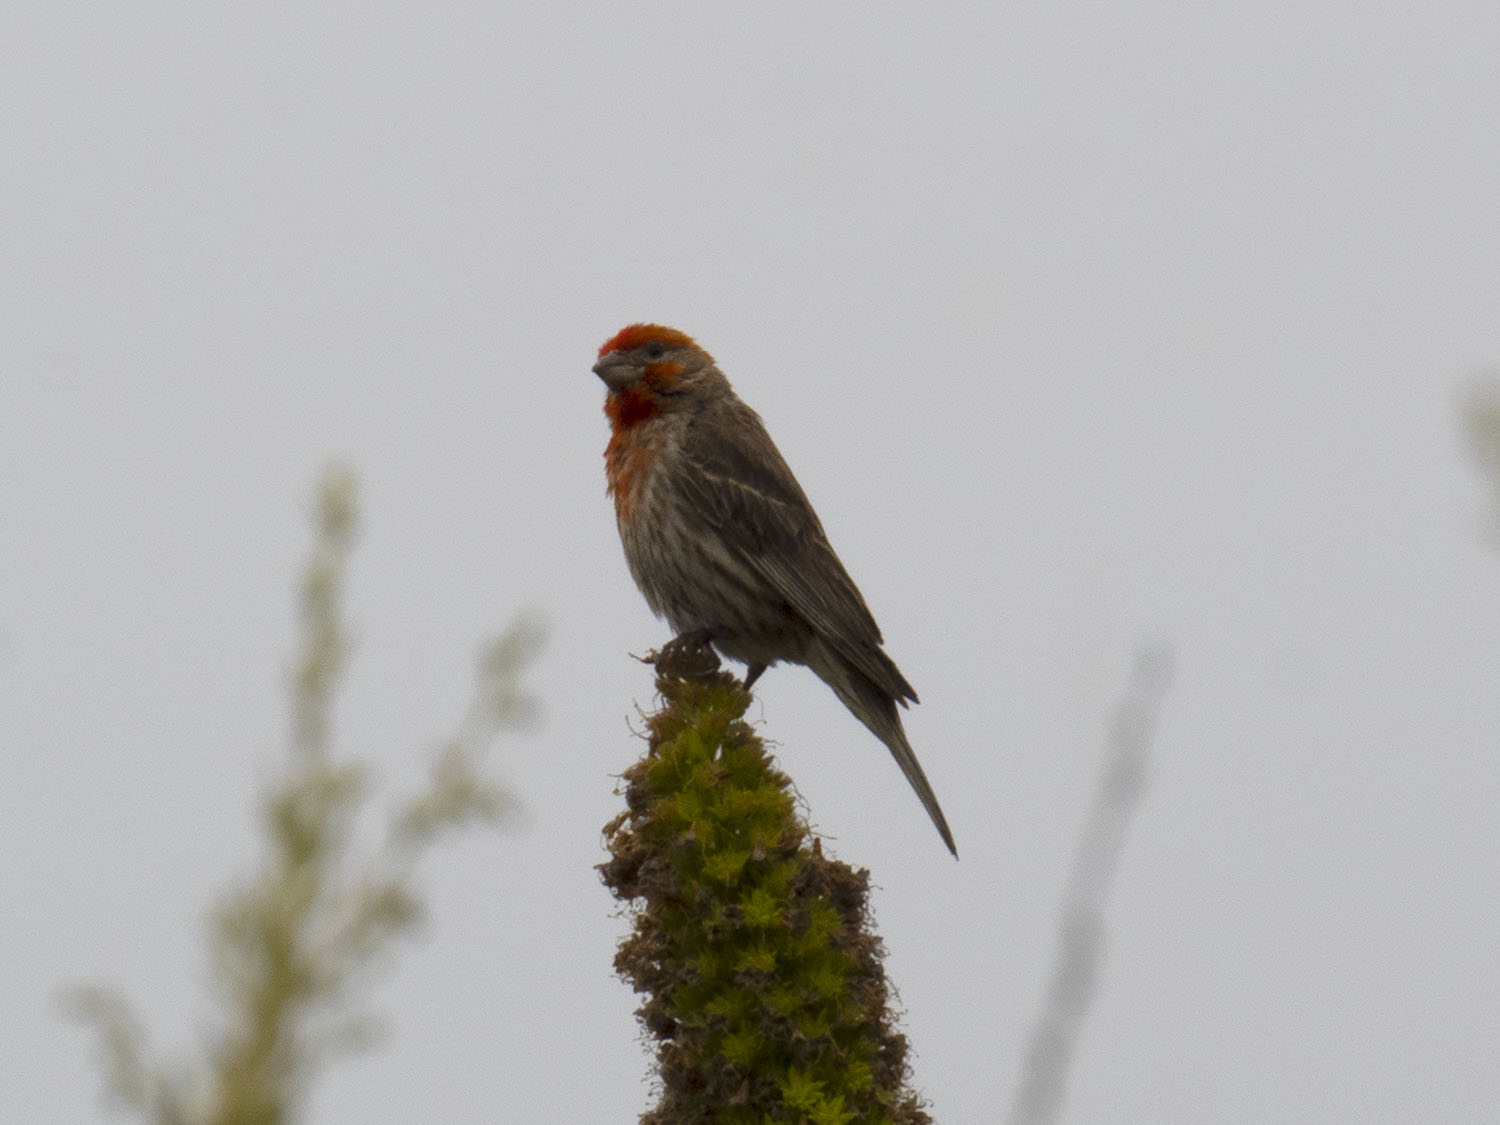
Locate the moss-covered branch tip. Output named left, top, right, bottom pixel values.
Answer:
left=601, top=665, right=931, bottom=1124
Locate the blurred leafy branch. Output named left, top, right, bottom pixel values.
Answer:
left=64, top=464, right=542, bottom=1125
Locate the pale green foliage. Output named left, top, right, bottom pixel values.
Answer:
left=66, top=464, right=541, bottom=1125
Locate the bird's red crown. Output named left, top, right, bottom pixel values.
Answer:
left=597, top=323, right=704, bottom=360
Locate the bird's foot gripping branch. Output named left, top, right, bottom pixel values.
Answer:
left=599, top=668, right=932, bottom=1125
left=642, top=630, right=725, bottom=682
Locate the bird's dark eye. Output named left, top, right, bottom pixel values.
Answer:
left=645, top=342, right=667, bottom=360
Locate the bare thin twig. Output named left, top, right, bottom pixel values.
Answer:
left=1009, top=644, right=1174, bottom=1125
left=1461, top=376, right=1500, bottom=544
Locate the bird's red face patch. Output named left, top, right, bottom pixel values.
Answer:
left=642, top=361, right=682, bottom=392
left=604, top=385, right=662, bottom=431
left=602, top=361, right=685, bottom=434
left=597, top=323, right=703, bottom=359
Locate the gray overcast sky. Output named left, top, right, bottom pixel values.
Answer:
left=4, top=3, right=1498, bottom=1122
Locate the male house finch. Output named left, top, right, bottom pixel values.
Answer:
left=595, top=324, right=957, bottom=857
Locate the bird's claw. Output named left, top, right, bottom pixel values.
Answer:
left=648, top=629, right=722, bottom=681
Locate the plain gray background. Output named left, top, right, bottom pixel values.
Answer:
left=4, top=4, right=1498, bottom=1121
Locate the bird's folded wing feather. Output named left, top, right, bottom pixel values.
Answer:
left=679, top=403, right=917, bottom=704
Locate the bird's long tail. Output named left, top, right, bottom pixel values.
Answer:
left=810, top=646, right=958, bottom=857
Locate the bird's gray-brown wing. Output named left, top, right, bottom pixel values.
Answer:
left=677, top=399, right=917, bottom=704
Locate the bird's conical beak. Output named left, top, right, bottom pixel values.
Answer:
left=592, top=351, right=636, bottom=392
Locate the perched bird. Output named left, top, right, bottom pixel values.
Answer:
left=594, top=323, right=957, bottom=857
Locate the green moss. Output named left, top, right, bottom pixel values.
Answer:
left=600, top=667, right=931, bottom=1125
